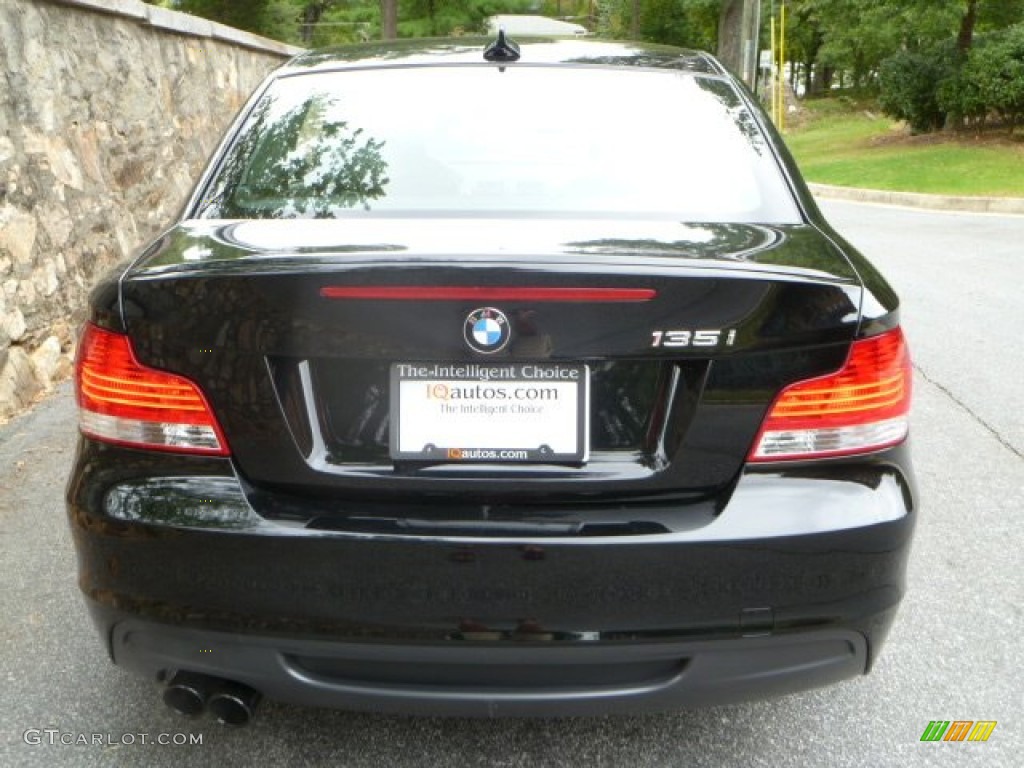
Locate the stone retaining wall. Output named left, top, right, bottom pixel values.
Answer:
left=0, top=0, right=300, bottom=419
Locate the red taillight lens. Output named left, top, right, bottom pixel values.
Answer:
left=75, top=324, right=229, bottom=456
left=749, top=327, right=912, bottom=462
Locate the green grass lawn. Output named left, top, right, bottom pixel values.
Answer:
left=784, top=99, right=1024, bottom=197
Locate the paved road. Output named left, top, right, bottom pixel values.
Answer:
left=1, top=200, right=1021, bottom=767
left=822, top=200, right=1024, bottom=459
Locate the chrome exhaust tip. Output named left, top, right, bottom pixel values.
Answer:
left=207, top=680, right=262, bottom=726
left=162, top=671, right=213, bottom=717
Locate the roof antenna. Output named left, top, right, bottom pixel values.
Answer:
left=484, top=28, right=521, bottom=64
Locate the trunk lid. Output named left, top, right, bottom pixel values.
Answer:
left=121, top=219, right=861, bottom=505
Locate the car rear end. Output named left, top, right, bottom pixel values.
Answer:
left=66, top=40, right=916, bottom=719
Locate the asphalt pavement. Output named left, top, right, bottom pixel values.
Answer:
left=822, top=199, right=1024, bottom=459
left=0, top=200, right=1021, bottom=767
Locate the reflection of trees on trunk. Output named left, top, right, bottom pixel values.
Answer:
left=699, top=77, right=770, bottom=157
left=566, top=225, right=859, bottom=278
left=564, top=53, right=716, bottom=73
left=204, top=95, right=390, bottom=219
left=589, top=362, right=661, bottom=451
left=105, top=478, right=258, bottom=529
left=566, top=223, right=779, bottom=261
left=727, top=102, right=767, bottom=155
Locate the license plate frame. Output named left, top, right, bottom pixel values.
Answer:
left=389, top=362, right=589, bottom=463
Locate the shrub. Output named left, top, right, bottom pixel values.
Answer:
left=962, top=24, right=1024, bottom=132
left=878, top=49, right=953, bottom=133
left=938, top=70, right=989, bottom=129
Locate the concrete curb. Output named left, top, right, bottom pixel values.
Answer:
left=808, top=182, right=1024, bottom=215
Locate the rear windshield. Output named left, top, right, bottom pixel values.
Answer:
left=196, top=66, right=801, bottom=223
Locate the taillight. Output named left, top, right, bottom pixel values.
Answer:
left=75, top=324, right=229, bottom=456
left=749, top=327, right=911, bottom=462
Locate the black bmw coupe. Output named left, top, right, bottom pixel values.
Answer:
left=66, top=36, right=916, bottom=725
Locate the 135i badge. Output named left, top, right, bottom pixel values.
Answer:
left=464, top=307, right=511, bottom=354
left=650, top=329, right=737, bottom=348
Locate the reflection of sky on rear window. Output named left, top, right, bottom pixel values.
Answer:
left=253, top=68, right=800, bottom=222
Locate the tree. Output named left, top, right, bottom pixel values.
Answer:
left=381, top=0, right=398, bottom=39
left=956, top=0, right=979, bottom=58
left=957, top=23, right=1024, bottom=132
left=785, top=0, right=828, bottom=95
left=169, top=0, right=276, bottom=35
left=876, top=3, right=1024, bottom=132
left=716, top=0, right=743, bottom=73
left=630, top=0, right=717, bottom=50
left=784, top=0, right=1024, bottom=96
left=298, top=1, right=329, bottom=44
left=396, top=0, right=535, bottom=38
left=598, top=0, right=718, bottom=51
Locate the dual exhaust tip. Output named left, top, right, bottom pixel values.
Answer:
left=163, top=671, right=261, bottom=726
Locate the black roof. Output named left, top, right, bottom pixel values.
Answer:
left=281, top=37, right=725, bottom=78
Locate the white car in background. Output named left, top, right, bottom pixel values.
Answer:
left=487, top=15, right=588, bottom=37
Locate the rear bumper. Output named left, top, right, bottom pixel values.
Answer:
left=67, top=439, right=916, bottom=715
left=96, top=607, right=875, bottom=716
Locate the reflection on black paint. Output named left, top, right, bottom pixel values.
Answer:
left=205, top=95, right=389, bottom=219
left=564, top=52, right=717, bottom=73
left=105, top=477, right=259, bottom=529
left=566, top=223, right=780, bottom=262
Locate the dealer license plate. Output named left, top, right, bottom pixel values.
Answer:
left=390, top=362, right=589, bottom=463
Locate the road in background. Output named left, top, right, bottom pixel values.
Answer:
left=822, top=199, right=1024, bottom=458
left=1, top=201, right=1021, bottom=766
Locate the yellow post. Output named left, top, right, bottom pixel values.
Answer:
left=779, top=2, right=786, bottom=133
left=770, top=16, right=777, bottom=125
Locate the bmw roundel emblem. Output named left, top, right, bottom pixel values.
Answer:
left=464, top=307, right=510, bottom=354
